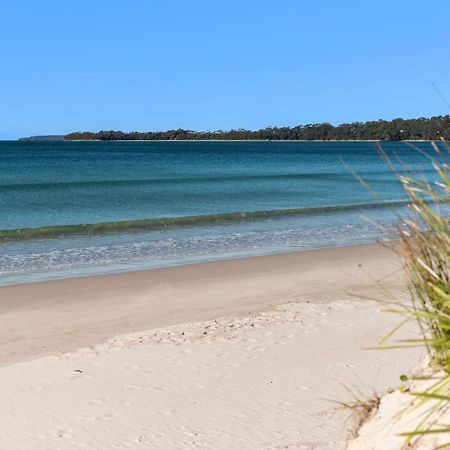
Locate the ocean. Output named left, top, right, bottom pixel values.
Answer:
left=0, top=140, right=438, bottom=285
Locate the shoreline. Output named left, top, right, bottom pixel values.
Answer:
left=0, top=238, right=397, bottom=287
left=0, top=242, right=402, bottom=365
left=62, top=139, right=435, bottom=142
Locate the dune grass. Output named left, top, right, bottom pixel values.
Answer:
left=378, top=140, right=450, bottom=447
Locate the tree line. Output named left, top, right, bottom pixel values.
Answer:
left=65, top=115, right=450, bottom=141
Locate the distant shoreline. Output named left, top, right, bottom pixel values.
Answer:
left=19, top=115, right=450, bottom=142
left=61, top=115, right=450, bottom=142
left=63, top=139, right=435, bottom=142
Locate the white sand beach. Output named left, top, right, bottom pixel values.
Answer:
left=0, top=244, right=423, bottom=449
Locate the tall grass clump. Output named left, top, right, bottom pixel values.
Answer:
left=397, top=142, right=450, bottom=369
left=379, top=141, right=450, bottom=446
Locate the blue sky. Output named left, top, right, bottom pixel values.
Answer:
left=1, top=1, right=450, bottom=139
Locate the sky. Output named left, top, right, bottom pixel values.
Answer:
left=1, top=0, right=450, bottom=139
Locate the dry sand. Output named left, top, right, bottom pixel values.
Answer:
left=0, top=244, right=423, bottom=449
left=347, top=362, right=449, bottom=450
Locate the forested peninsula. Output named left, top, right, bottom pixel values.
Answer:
left=64, top=115, right=450, bottom=141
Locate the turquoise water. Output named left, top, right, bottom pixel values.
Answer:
left=0, top=140, right=438, bottom=284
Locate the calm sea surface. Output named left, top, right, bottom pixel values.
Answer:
left=0, top=140, right=438, bottom=284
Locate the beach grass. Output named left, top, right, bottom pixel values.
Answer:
left=378, top=140, right=450, bottom=446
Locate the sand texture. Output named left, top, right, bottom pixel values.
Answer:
left=0, top=244, right=422, bottom=449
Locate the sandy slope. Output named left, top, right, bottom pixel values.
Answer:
left=348, top=362, right=450, bottom=450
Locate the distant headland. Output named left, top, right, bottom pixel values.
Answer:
left=18, top=135, right=65, bottom=142
left=20, top=115, right=450, bottom=142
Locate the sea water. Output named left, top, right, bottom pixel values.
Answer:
left=0, top=140, right=439, bottom=284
